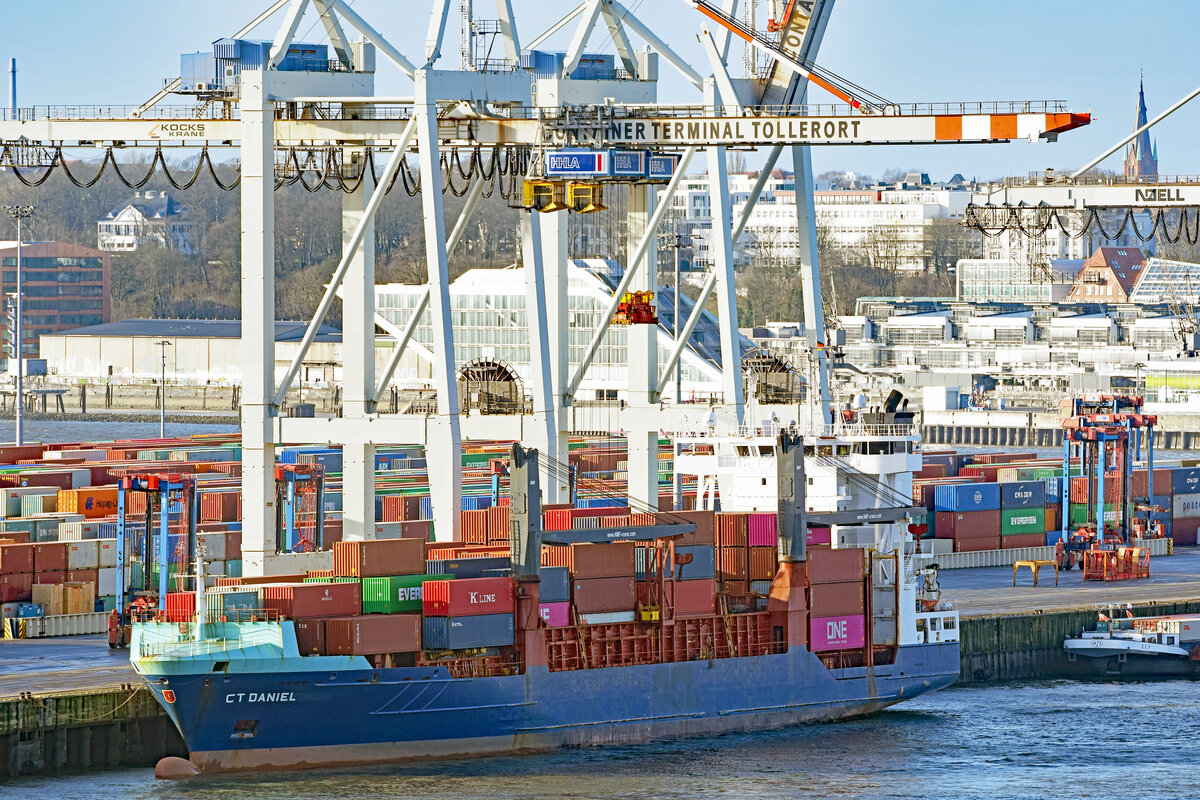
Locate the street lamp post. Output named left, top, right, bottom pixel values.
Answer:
left=155, top=340, right=172, bottom=438
left=1, top=205, right=32, bottom=446
left=659, top=226, right=692, bottom=512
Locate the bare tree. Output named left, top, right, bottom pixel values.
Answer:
left=857, top=224, right=904, bottom=295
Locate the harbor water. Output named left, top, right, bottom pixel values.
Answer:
left=3, top=680, right=1198, bottom=799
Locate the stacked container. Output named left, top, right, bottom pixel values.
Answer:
left=806, top=548, right=866, bottom=653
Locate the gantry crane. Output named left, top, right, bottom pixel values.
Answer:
left=0, top=0, right=1091, bottom=575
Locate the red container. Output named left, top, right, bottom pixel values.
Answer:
left=955, top=536, right=1002, bottom=552
left=671, top=579, right=717, bottom=617
left=915, top=463, right=948, bottom=480
left=806, top=527, right=831, bottom=546
left=380, top=495, right=405, bottom=523
left=570, top=542, right=636, bottom=578
left=225, top=530, right=243, bottom=559
left=0, top=542, right=34, bottom=575
left=332, top=538, right=424, bottom=578
left=806, top=547, right=865, bottom=584
left=400, top=520, right=432, bottom=540
left=670, top=510, right=715, bottom=545
left=422, top=577, right=514, bottom=617
left=721, top=579, right=749, bottom=597
left=294, top=618, right=325, bottom=655
left=935, top=510, right=1001, bottom=540
left=460, top=509, right=490, bottom=544
left=0, top=572, right=33, bottom=602
left=34, top=543, right=68, bottom=573
left=67, top=569, right=99, bottom=586
left=1173, top=518, right=1200, bottom=546
left=717, top=546, right=747, bottom=579
left=1002, top=533, right=1045, bottom=549
left=808, top=579, right=865, bottom=616
left=1133, top=468, right=1173, bottom=498
left=261, top=582, right=361, bottom=619
left=165, top=592, right=195, bottom=623
left=1070, top=475, right=1120, bottom=504
left=0, top=531, right=31, bottom=544
left=324, top=614, right=422, bottom=655
left=571, top=576, right=636, bottom=613
left=715, top=513, right=748, bottom=547
left=748, top=546, right=777, bottom=581
left=34, top=570, right=66, bottom=585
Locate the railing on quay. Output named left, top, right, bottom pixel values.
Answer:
left=1003, top=172, right=1200, bottom=188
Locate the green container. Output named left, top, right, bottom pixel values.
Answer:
left=1001, top=507, right=1046, bottom=536
left=1069, top=503, right=1116, bottom=526
left=224, top=559, right=243, bottom=578
left=361, top=573, right=452, bottom=614
left=1033, top=467, right=1061, bottom=480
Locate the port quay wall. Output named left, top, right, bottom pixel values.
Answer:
left=959, top=599, right=1200, bottom=684
left=0, top=686, right=185, bottom=777
left=923, top=410, right=1200, bottom=451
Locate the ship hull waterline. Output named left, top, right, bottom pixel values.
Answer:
left=140, top=641, right=959, bottom=773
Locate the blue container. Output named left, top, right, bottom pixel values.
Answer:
left=16, top=603, right=43, bottom=618
left=374, top=495, right=384, bottom=521
left=934, top=483, right=1001, bottom=512
left=1044, top=531, right=1064, bottom=546
left=674, top=545, right=716, bottom=581
left=1001, top=481, right=1045, bottom=510
left=426, top=556, right=511, bottom=579
left=419, top=496, right=434, bottom=520
left=422, top=613, right=515, bottom=650
left=462, top=496, right=493, bottom=511
left=576, top=497, right=625, bottom=509
left=1173, top=467, right=1200, bottom=495
left=540, top=566, right=570, bottom=603
left=224, top=559, right=243, bottom=578
left=1043, top=477, right=1063, bottom=503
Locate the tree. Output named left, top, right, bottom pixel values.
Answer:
left=737, top=224, right=804, bottom=327
left=924, top=217, right=981, bottom=293
left=857, top=224, right=904, bottom=295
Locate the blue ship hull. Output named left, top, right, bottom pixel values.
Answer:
left=138, top=639, right=959, bottom=772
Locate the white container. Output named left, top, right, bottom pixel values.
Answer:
left=578, top=611, right=636, bottom=625
left=66, top=540, right=99, bottom=570
left=923, top=385, right=959, bottom=412
left=0, top=487, right=56, bottom=518
left=373, top=522, right=403, bottom=539
left=97, top=541, right=118, bottom=568
left=919, top=539, right=954, bottom=555
left=98, top=567, right=118, bottom=596
left=25, top=612, right=108, bottom=638
left=204, top=560, right=226, bottom=577
left=58, top=521, right=105, bottom=541
left=832, top=525, right=875, bottom=549
left=198, top=532, right=226, bottom=561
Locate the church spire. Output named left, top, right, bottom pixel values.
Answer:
left=1124, top=74, right=1158, bottom=179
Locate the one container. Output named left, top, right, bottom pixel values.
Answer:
left=324, top=614, right=422, bottom=655
left=361, top=573, right=452, bottom=614
left=538, top=601, right=571, bottom=627
left=422, top=613, right=515, bottom=650
left=673, top=545, right=715, bottom=581
left=1001, top=508, right=1046, bottom=536
left=1000, top=481, right=1045, bottom=510
left=421, top=576, right=514, bottom=617
left=933, top=483, right=1001, bottom=512
left=521, top=564, right=562, bottom=602
left=810, top=614, right=866, bottom=651
left=259, top=582, right=361, bottom=619
left=333, top=539, right=424, bottom=578
left=807, top=580, right=865, bottom=617
left=571, top=576, right=636, bottom=613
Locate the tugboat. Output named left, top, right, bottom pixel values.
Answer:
left=1063, top=606, right=1200, bottom=678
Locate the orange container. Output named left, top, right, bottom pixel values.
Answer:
left=57, top=487, right=120, bottom=519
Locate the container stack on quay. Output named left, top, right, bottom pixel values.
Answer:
left=915, top=450, right=1199, bottom=552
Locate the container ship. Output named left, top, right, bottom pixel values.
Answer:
left=125, top=404, right=961, bottom=773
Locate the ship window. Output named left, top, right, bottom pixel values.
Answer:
left=758, top=446, right=773, bottom=456
left=736, top=445, right=750, bottom=457
left=212, top=661, right=229, bottom=673
left=943, top=617, right=956, bottom=629
left=817, top=446, right=833, bottom=456
left=837, top=445, right=850, bottom=456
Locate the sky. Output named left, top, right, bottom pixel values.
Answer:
left=2, top=0, right=1198, bottom=182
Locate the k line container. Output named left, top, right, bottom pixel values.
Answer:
left=324, top=614, right=422, bottom=655
left=422, top=613, right=515, bottom=650
left=422, top=577, right=514, bottom=617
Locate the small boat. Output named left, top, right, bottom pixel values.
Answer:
left=1063, top=606, right=1200, bottom=679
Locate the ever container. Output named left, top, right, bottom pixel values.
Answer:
left=1001, top=508, right=1046, bottom=536
left=360, top=573, right=452, bottom=614
left=422, top=613, right=515, bottom=650
left=422, top=576, right=514, bottom=617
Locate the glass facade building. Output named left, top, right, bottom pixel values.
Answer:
left=0, top=242, right=111, bottom=360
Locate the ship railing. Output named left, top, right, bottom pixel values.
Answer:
left=673, top=422, right=918, bottom=441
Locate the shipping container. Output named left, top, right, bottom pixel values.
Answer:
left=1174, top=493, right=1200, bottom=520
left=671, top=579, right=717, bottom=617
left=748, top=546, right=776, bottom=581
left=1173, top=518, right=1200, bottom=546
left=806, top=546, right=866, bottom=583
left=810, top=614, right=866, bottom=650
left=33, top=542, right=68, bottom=573
left=538, top=601, right=571, bottom=627
left=747, top=513, right=778, bottom=546
left=1174, top=467, right=1200, bottom=495
left=807, top=580, right=865, bottom=616
left=425, top=556, right=511, bottom=579
left=0, top=542, right=34, bottom=575
left=934, top=510, right=1001, bottom=540
left=1000, top=481, right=1045, bottom=510
left=717, top=546, right=747, bottom=580
left=325, top=614, right=422, bottom=655
left=361, top=573, right=452, bottom=614
left=422, top=613, right=515, bottom=650
left=333, top=538, right=424, bottom=578
left=954, top=536, right=1001, bottom=552
left=422, top=577, right=514, bottom=617
left=260, top=582, right=361, bottom=619
left=164, top=592, right=195, bottom=623
left=293, top=618, right=325, bottom=655
left=1001, top=533, right=1045, bottom=549
left=572, top=576, right=637, bottom=613
left=0, top=573, right=32, bottom=602
left=568, top=542, right=636, bottom=578
left=673, top=545, right=715, bottom=581
left=1132, top=468, right=1173, bottom=497
left=933, top=483, right=1000, bottom=512
left=1001, top=508, right=1046, bottom=536
left=539, top=565, right=570, bottom=603
left=66, top=540, right=99, bottom=570
left=669, top=510, right=716, bottom=545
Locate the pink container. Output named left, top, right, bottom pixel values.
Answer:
left=806, top=526, right=831, bottom=546
left=538, top=601, right=571, bottom=627
left=810, top=614, right=866, bottom=651
left=747, top=513, right=778, bottom=547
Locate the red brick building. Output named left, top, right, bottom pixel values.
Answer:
left=0, top=242, right=111, bottom=360
left=1065, top=247, right=1146, bottom=304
